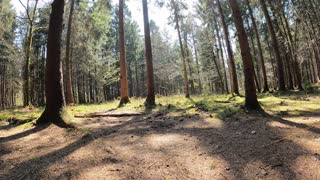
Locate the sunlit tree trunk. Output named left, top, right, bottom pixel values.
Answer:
left=65, top=0, right=75, bottom=105
left=118, top=0, right=130, bottom=105
left=171, top=0, right=189, bottom=98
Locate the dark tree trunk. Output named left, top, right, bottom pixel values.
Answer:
left=142, top=0, right=155, bottom=107
left=37, top=0, right=73, bottom=128
left=229, top=0, right=261, bottom=110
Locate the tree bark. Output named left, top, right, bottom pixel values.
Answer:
left=37, top=0, right=73, bottom=128
left=119, top=0, right=130, bottom=105
left=142, top=0, right=155, bottom=107
left=65, top=0, right=75, bottom=104
left=229, top=0, right=261, bottom=110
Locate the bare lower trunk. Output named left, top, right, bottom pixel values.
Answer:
left=142, top=0, right=155, bottom=107
left=119, top=0, right=130, bottom=105
left=65, top=0, right=75, bottom=105
left=229, top=0, right=261, bottom=110
left=37, top=0, right=73, bottom=128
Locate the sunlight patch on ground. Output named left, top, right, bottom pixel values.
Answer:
left=146, top=134, right=188, bottom=149
left=242, top=160, right=286, bottom=180
left=291, top=156, right=320, bottom=179
left=291, top=136, right=320, bottom=154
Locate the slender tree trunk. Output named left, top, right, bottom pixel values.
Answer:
left=191, top=28, right=202, bottom=94
left=118, top=0, right=130, bottom=105
left=65, top=0, right=75, bottom=104
left=142, top=0, right=155, bottom=107
left=23, top=0, right=39, bottom=107
left=293, top=21, right=304, bottom=90
left=215, top=23, right=229, bottom=94
left=184, top=36, right=195, bottom=94
left=37, top=0, right=72, bottom=128
left=216, top=0, right=239, bottom=95
left=259, top=0, right=286, bottom=91
left=245, top=0, right=269, bottom=92
left=171, top=0, right=189, bottom=98
left=229, top=0, right=261, bottom=110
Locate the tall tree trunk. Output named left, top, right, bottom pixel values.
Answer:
left=216, top=0, right=239, bottom=95
left=171, top=0, right=189, bottom=98
left=22, top=0, right=39, bottom=107
left=259, top=0, right=286, bottom=91
left=293, top=21, right=304, bottom=90
left=37, top=0, right=73, bottom=128
left=245, top=0, right=269, bottom=92
left=229, top=0, right=261, bottom=110
left=191, top=28, right=202, bottom=94
left=215, top=22, right=229, bottom=94
left=142, top=0, right=155, bottom=107
left=65, top=0, right=75, bottom=104
left=118, top=0, right=130, bottom=105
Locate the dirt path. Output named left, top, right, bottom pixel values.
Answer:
left=0, top=109, right=320, bottom=180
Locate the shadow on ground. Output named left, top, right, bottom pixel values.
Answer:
left=1, top=105, right=320, bottom=179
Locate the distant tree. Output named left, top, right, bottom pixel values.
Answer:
left=245, top=0, right=269, bottom=92
left=169, top=0, right=190, bottom=98
left=229, top=0, right=261, bottom=110
left=18, top=0, right=39, bottom=106
left=37, top=0, right=73, bottom=128
left=259, top=0, right=286, bottom=91
left=215, top=0, right=239, bottom=95
left=142, top=0, right=156, bottom=107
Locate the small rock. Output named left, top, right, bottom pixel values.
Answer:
left=251, top=131, right=256, bottom=135
left=10, top=165, right=15, bottom=169
left=225, top=167, right=230, bottom=171
left=261, top=170, right=268, bottom=176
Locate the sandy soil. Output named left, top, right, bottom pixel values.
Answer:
left=0, top=109, right=320, bottom=180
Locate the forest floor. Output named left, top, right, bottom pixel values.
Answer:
left=0, top=91, right=320, bottom=180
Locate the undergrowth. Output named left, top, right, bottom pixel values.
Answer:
left=1, top=91, right=320, bottom=128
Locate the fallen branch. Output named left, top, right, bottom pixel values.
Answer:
left=214, top=100, right=231, bottom=103
left=74, top=113, right=144, bottom=118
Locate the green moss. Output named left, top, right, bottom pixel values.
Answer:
left=1, top=93, right=320, bottom=125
